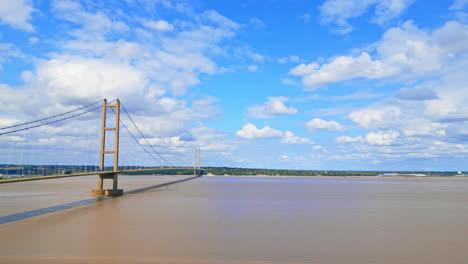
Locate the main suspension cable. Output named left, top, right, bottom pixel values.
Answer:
left=0, top=103, right=107, bottom=136
left=0, top=99, right=103, bottom=131
left=109, top=107, right=165, bottom=166
left=120, top=103, right=174, bottom=167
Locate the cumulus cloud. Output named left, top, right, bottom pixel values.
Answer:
left=395, top=86, right=438, bottom=100
left=319, top=0, right=414, bottom=34
left=289, top=20, right=450, bottom=90
left=0, top=1, right=243, bottom=165
left=143, top=20, right=174, bottom=31
left=36, top=56, right=148, bottom=103
left=236, top=124, right=312, bottom=145
left=347, top=21, right=468, bottom=143
left=297, top=19, right=468, bottom=163
left=236, top=123, right=283, bottom=139
left=336, top=135, right=364, bottom=144
left=306, top=118, right=345, bottom=132
left=247, top=97, right=298, bottom=118
left=365, top=131, right=400, bottom=145
left=0, top=0, right=34, bottom=31
left=289, top=52, right=398, bottom=90
left=138, top=125, right=234, bottom=159
left=336, top=131, right=400, bottom=145
left=313, top=145, right=327, bottom=152
left=349, top=105, right=401, bottom=129
left=433, top=21, right=468, bottom=54
left=281, top=131, right=314, bottom=144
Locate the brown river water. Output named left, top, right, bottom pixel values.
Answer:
left=1, top=175, right=468, bottom=264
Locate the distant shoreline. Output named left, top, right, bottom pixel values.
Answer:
left=203, top=174, right=466, bottom=178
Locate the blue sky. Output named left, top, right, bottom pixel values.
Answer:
left=0, top=0, right=467, bottom=171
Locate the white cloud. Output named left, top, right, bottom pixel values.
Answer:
left=279, top=154, right=305, bottom=162
left=336, top=131, right=400, bottom=145
left=281, top=78, right=299, bottom=86
left=47, top=1, right=238, bottom=97
left=0, top=43, right=22, bottom=71
left=249, top=17, right=265, bottom=29
left=28, top=37, right=38, bottom=45
left=365, top=131, right=400, bottom=145
left=0, top=0, right=34, bottom=31
left=395, top=86, right=438, bottom=100
left=0, top=1, right=243, bottom=165
left=277, top=55, right=301, bottom=64
left=319, top=0, right=414, bottom=34
left=52, top=0, right=129, bottom=38
left=143, top=20, right=174, bottom=31
left=306, top=118, right=345, bottom=132
left=143, top=136, right=187, bottom=149
left=308, top=20, right=468, bottom=162
left=289, top=20, right=448, bottom=90
left=336, top=135, right=364, bottom=144
left=190, top=126, right=235, bottom=152
left=248, top=51, right=264, bottom=62
left=449, top=0, right=468, bottom=10
left=0, top=116, right=20, bottom=127
left=35, top=56, right=148, bottom=103
left=202, top=10, right=240, bottom=30
left=289, top=62, right=319, bottom=76
left=247, top=97, right=298, bottom=118
left=347, top=40, right=468, bottom=140
left=313, top=145, right=327, bottom=152
left=290, top=52, right=398, bottom=90
left=247, top=65, right=258, bottom=72
left=281, top=131, right=314, bottom=144
left=349, top=105, right=401, bottom=129
left=236, top=123, right=283, bottom=139
left=433, top=21, right=468, bottom=54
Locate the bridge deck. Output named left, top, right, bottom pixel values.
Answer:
left=0, top=168, right=203, bottom=184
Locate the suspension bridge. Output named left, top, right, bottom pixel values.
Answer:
left=0, top=99, right=204, bottom=196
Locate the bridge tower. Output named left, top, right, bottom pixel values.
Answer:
left=194, top=148, right=201, bottom=176
left=91, top=99, right=123, bottom=196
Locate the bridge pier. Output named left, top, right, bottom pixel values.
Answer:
left=92, top=99, right=123, bottom=197
left=91, top=172, right=123, bottom=196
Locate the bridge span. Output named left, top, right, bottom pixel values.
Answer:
left=0, top=99, right=204, bottom=196
left=0, top=168, right=204, bottom=185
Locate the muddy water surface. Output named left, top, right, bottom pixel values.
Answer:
left=1, top=176, right=468, bottom=264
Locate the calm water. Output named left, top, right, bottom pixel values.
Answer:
left=1, top=176, right=468, bottom=263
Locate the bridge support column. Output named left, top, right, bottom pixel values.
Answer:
left=92, top=99, right=123, bottom=197
left=194, top=148, right=201, bottom=176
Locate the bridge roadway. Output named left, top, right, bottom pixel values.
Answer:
left=0, top=168, right=204, bottom=184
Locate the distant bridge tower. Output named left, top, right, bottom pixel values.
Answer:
left=91, top=99, right=123, bottom=196
left=194, top=148, right=201, bottom=176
